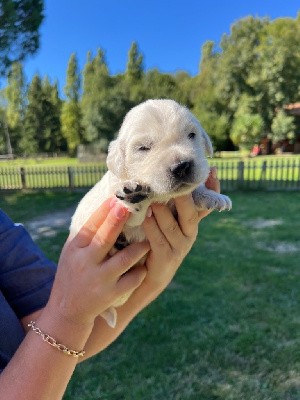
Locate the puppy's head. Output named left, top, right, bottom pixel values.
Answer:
left=107, top=99, right=213, bottom=198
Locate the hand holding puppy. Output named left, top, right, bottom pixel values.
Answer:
left=33, top=167, right=221, bottom=362
left=45, top=198, right=149, bottom=328
left=141, top=167, right=220, bottom=294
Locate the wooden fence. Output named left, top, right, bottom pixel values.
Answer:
left=0, top=160, right=299, bottom=191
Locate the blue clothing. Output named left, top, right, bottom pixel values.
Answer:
left=0, top=210, right=56, bottom=372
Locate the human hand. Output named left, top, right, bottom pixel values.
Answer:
left=142, top=167, right=220, bottom=294
left=46, top=197, right=150, bottom=328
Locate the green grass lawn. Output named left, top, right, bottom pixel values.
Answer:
left=0, top=191, right=299, bottom=399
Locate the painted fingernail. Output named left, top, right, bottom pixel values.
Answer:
left=114, top=203, right=128, bottom=220
left=211, top=167, right=217, bottom=179
left=146, top=207, right=152, bottom=218
left=110, top=197, right=118, bottom=208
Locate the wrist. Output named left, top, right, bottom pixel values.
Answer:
left=34, top=305, right=94, bottom=357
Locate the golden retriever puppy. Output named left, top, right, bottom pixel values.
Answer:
left=70, top=99, right=231, bottom=327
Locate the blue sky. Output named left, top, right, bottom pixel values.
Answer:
left=22, top=0, right=299, bottom=90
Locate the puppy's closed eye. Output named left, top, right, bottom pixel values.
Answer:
left=138, top=145, right=152, bottom=152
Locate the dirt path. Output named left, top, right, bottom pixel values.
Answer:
left=25, top=207, right=76, bottom=241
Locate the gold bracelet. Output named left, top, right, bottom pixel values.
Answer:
left=28, top=321, right=85, bottom=358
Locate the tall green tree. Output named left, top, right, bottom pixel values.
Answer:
left=248, top=15, right=300, bottom=128
left=0, top=0, right=44, bottom=75
left=61, top=53, right=82, bottom=154
left=195, top=14, right=300, bottom=149
left=4, top=61, right=25, bottom=153
left=81, top=49, right=112, bottom=143
left=125, top=41, right=144, bottom=83
left=0, top=105, right=12, bottom=154
left=142, top=69, right=177, bottom=100
left=271, top=109, right=295, bottom=142
left=124, top=42, right=144, bottom=102
left=40, top=78, right=65, bottom=152
left=230, top=95, right=265, bottom=149
left=22, top=74, right=43, bottom=154
left=193, top=42, right=232, bottom=150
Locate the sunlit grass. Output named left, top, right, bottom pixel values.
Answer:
left=1, top=191, right=299, bottom=399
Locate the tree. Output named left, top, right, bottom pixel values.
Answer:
left=0, top=106, right=12, bottom=154
left=195, top=14, right=300, bottom=149
left=22, top=74, right=43, bottom=154
left=142, top=69, right=177, bottom=100
left=231, top=95, right=264, bottom=149
left=40, top=78, right=65, bottom=152
left=125, top=42, right=144, bottom=83
left=4, top=61, right=25, bottom=153
left=81, top=49, right=112, bottom=143
left=193, top=42, right=231, bottom=149
left=0, top=0, right=44, bottom=76
left=61, top=53, right=82, bottom=154
left=124, top=42, right=144, bottom=102
left=247, top=15, right=300, bottom=127
left=271, top=109, right=295, bottom=142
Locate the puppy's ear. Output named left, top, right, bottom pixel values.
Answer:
left=201, top=129, right=214, bottom=157
left=106, top=138, right=126, bottom=177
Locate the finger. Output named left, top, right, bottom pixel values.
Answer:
left=102, top=241, right=150, bottom=278
left=72, top=197, right=117, bottom=248
left=116, top=264, right=147, bottom=296
left=88, top=202, right=130, bottom=261
left=174, top=194, right=199, bottom=238
left=197, top=209, right=211, bottom=221
left=147, top=203, right=189, bottom=249
left=197, top=167, right=221, bottom=221
left=143, top=210, right=172, bottom=253
left=205, top=166, right=220, bottom=193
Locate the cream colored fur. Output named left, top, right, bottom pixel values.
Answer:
left=70, top=99, right=232, bottom=328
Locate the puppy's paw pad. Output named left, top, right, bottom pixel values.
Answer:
left=116, top=181, right=151, bottom=204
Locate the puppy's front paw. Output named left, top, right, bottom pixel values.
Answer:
left=213, top=194, right=232, bottom=211
left=116, top=181, right=151, bottom=204
left=194, top=190, right=232, bottom=211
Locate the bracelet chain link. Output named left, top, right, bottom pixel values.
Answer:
left=28, top=321, right=85, bottom=358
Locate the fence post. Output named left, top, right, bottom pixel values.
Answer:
left=237, top=161, right=244, bottom=189
left=260, top=160, right=267, bottom=188
left=68, top=166, right=74, bottom=189
left=20, top=167, right=26, bottom=189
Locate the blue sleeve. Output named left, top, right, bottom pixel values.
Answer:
left=0, top=210, right=57, bottom=319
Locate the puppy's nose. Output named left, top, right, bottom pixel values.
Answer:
left=170, top=160, right=193, bottom=180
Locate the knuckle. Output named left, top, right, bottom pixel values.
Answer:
left=130, top=266, right=147, bottom=287
left=118, top=251, right=132, bottom=269
left=155, top=233, right=167, bottom=247
left=93, top=232, right=114, bottom=249
left=81, top=221, right=98, bottom=237
left=128, top=273, right=142, bottom=289
left=166, top=221, right=179, bottom=233
left=106, top=214, right=121, bottom=228
left=187, top=212, right=198, bottom=225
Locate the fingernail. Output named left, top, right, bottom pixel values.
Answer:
left=211, top=167, right=217, bottom=179
left=110, top=197, right=118, bottom=208
left=146, top=207, right=152, bottom=218
left=113, top=203, right=128, bottom=220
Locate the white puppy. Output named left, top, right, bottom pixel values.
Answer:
left=70, top=99, right=231, bottom=327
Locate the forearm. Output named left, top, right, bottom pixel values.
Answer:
left=1, top=308, right=93, bottom=400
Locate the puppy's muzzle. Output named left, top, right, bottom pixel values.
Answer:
left=170, top=160, right=194, bottom=181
